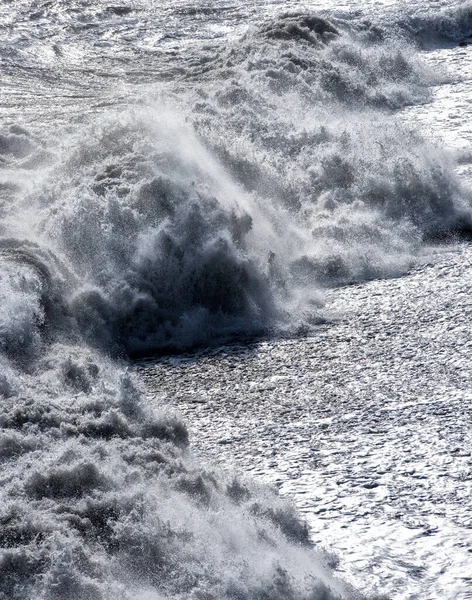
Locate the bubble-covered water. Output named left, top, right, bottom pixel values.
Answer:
left=1, top=1, right=472, bottom=598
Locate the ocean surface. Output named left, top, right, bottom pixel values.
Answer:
left=1, top=1, right=472, bottom=598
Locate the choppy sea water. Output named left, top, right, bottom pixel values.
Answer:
left=140, top=243, right=472, bottom=599
left=1, top=1, right=472, bottom=599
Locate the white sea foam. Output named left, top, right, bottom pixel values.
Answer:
left=0, top=2, right=471, bottom=599
left=5, top=12, right=469, bottom=353
left=395, top=1, right=472, bottom=44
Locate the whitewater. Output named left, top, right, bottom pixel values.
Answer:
left=1, top=1, right=472, bottom=598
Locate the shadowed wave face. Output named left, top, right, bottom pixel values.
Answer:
left=0, top=3, right=471, bottom=600
left=9, top=10, right=469, bottom=355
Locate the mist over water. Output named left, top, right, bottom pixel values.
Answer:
left=1, top=1, right=472, bottom=598
left=5, top=10, right=472, bottom=353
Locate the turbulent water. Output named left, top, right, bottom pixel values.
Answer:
left=1, top=1, right=472, bottom=598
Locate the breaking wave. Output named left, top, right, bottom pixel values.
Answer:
left=5, top=12, right=470, bottom=353
left=2, top=341, right=358, bottom=600
left=395, top=1, right=472, bottom=44
left=1, top=5, right=471, bottom=599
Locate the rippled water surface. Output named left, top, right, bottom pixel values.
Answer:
left=1, top=1, right=472, bottom=599
left=141, top=243, right=472, bottom=598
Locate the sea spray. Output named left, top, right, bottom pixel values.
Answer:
left=0, top=336, right=358, bottom=599
left=394, top=1, right=472, bottom=44
left=8, top=13, right=471, bottom=354
left=1, top=5, right=472, bottom=599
